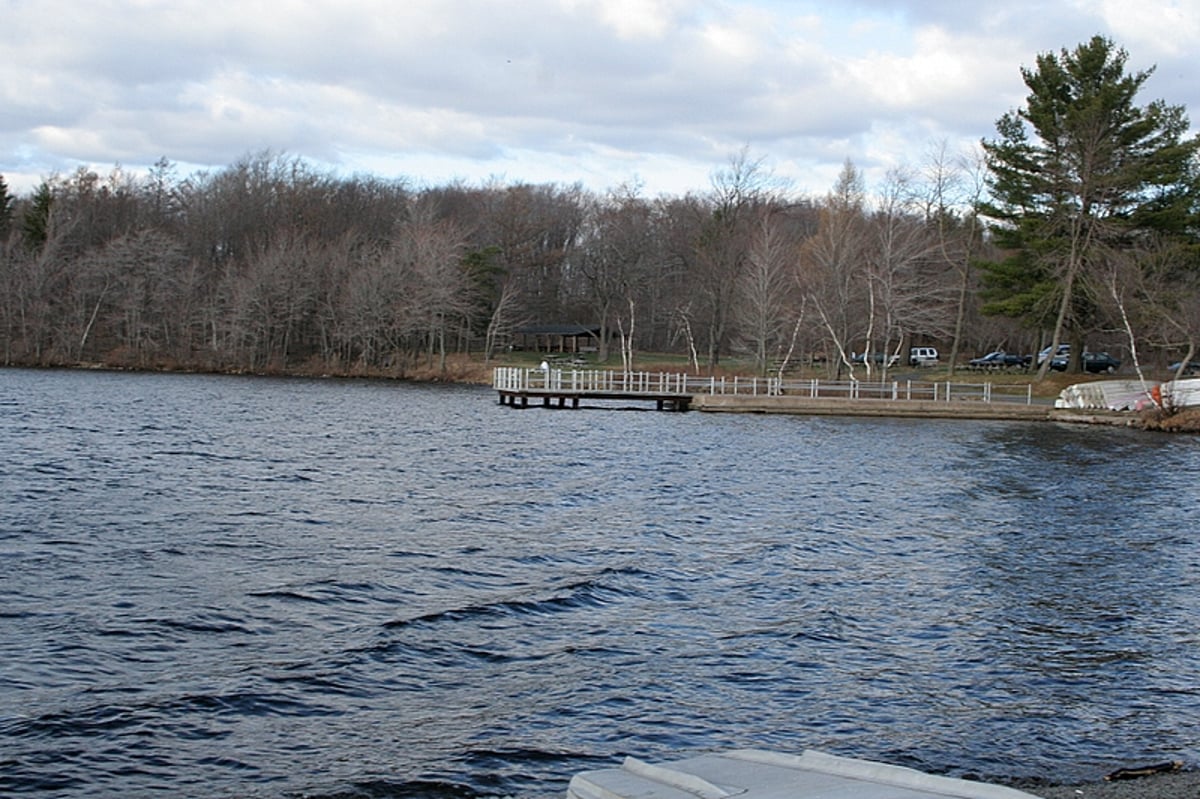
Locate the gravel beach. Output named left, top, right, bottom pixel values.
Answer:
left=1030, top=769, right=1197, bottom=799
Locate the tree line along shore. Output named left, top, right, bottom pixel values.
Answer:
left=1, top=36, right=1197, bottom=404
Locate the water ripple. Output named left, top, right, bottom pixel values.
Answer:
left=1, top=370, right=1198, bottom=798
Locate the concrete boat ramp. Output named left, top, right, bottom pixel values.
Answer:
left=691, top=393, right=1053, bottom=421
left=567, top=749, right=1041, bottom=799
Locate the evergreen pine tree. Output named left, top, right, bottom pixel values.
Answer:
left=979, top=35, right=1200, bottom=376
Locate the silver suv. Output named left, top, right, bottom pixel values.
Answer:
left=909, top=347, right=939, bottom=367
left=1037, top=344, right=1070, bottom=365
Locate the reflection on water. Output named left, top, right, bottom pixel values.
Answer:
left=1, top=369, right=1197, bottom=798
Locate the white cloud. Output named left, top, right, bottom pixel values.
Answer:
left=1, top=0, right=1197, bottom=198
left=1087, top=0, right=1200, bottom=56
left=565, top=0, right=691, bottom=40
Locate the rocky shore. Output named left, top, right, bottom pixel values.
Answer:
left=1031, top=767, right=1196, bottom=799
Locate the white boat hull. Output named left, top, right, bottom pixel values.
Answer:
left=567, top=748, right=1041, bottom=799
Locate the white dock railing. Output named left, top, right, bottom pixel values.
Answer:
left=493, top=368, right=1035, bottom=405
left=494, top=367, right=692, bottom=395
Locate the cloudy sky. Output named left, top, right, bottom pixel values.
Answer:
left=3, top=0, right=1198, bottom=199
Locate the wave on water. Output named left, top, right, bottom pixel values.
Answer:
left=383, top=570, right=642, bottom=631
left=2, top=371, right=1198, bottom=798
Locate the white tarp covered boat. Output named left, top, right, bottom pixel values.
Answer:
left=1054, top=377, right=1200, bottom=412
left=1054, top=379, right=1155, bottom=411
left=567, top=749, right=1042, bottom=799
left=1161, top=378, right=1200, bottom=409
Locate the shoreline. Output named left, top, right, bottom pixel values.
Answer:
left=1028, top=768, right=1197, bottom=799
left=6, top=360, right=1200, bottom=432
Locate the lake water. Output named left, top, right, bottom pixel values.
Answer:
left=1, top=368, right=1197, bottom=798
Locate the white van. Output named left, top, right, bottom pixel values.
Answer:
left=909, top=347, right=939, bottom=367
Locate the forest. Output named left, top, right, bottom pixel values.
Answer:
left=2, top=38, right=1198, bottom=381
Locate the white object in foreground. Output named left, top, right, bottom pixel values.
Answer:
left=1162, top=378, right=1200, bottom=409
left=567, top=749, right=1041, bottom=799
left=1054, top=379, right=1156, bottom=411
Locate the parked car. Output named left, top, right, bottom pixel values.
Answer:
left=1050, top=351, right=1120, bottom=373
left=968, top=351, right=1031, bottom=370
left=909, top=346, right=939, bottom=367
left=1167, top=360, right=1200, bottom=376
left=1037, top=343, right=1071, bottom=365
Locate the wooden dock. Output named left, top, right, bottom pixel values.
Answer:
left=493, top=367, right=1048, bottom=419
left=493, top=367, right=695, bottom=410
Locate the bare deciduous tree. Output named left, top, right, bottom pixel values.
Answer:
left=734, top=209, right=800, bottom=375
left=799, top=160, right=868, bottom=377
left=577, top=186, right=656, bottom=363
left=402, top=200, right=473, bottom=372
left=866, top=167, right=953, bottom=375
